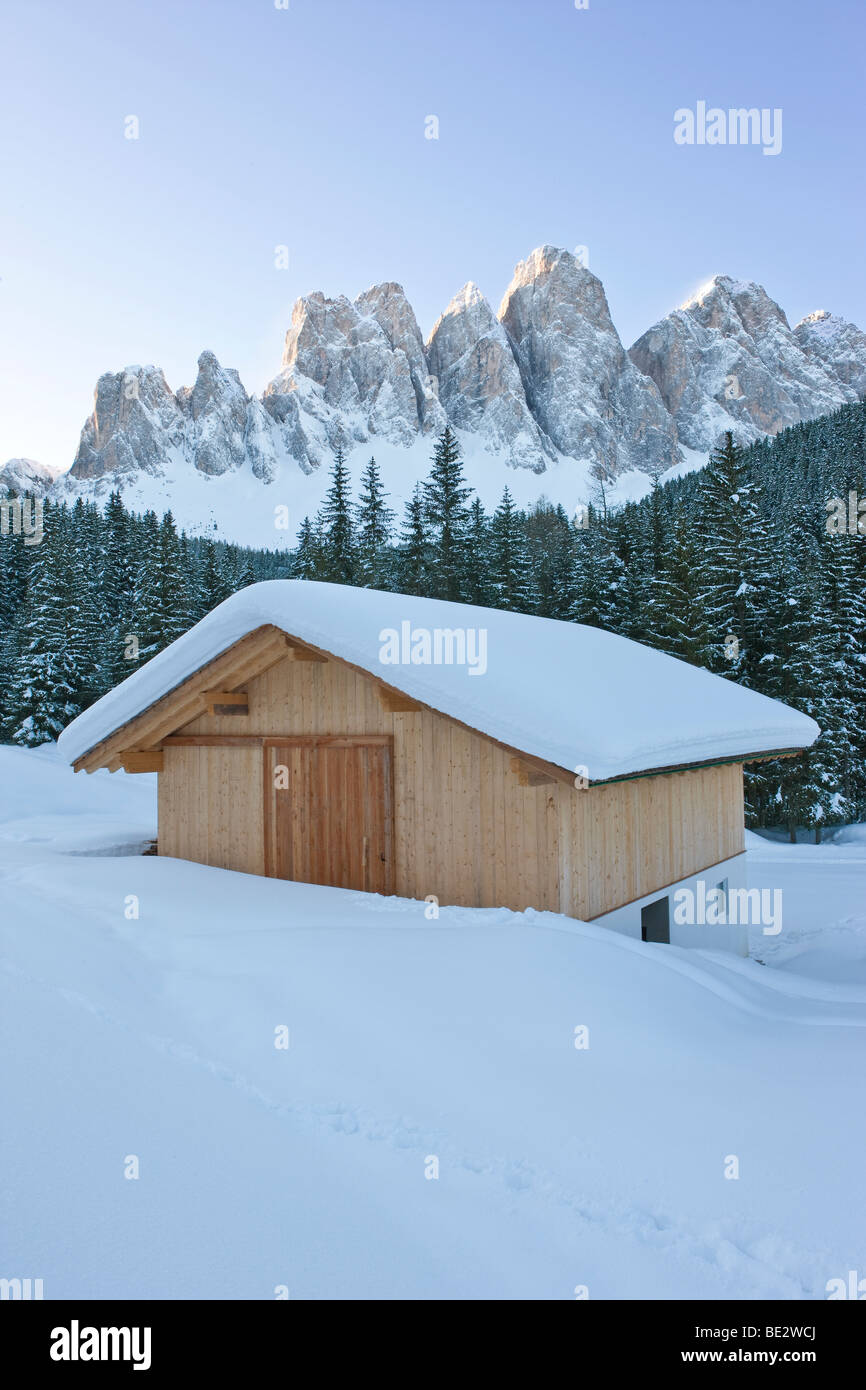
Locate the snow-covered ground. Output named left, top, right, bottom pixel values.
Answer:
left=1, top=746, right=864, bottom=1300
left=746, top=826, right=866, bottom=984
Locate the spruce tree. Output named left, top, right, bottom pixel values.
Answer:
left=604, top=505, right=651, bottom=641
left=198, top=539, right=234, bottom=616
left=746, top=504, right=820, bottom=831
left=488, top=488, right=530, bottom=611
left=463, top=497, right=493, bottom=607
left=98, top=491, right=137, bottom=684
left=292, top=517, right=322, bottom=581
left=128, top=510, right=161, bottom=661
left=395, top=484, right=432, bottom=596
left=66, top=500, right=104, bottom=707
left=697, top=432, right=774, bottom=685
left=132, top=510, right=194, bottom=659
left=0, top=499, right=31, bottom=716
left=797, top=529, right=864, bottom=836
left=572, top=507, right=617, bottom=629
left=422, top=426, right=472, bottom=601
left=525, top=502, right=575, bottom=619
left=6, top=504, right=88, bottom=744
left=355, top=456, right=394, bottom=589
left=315, top=445, right=357, bottom=584
left=100, top=503, right=141, bottom=687
left=647, top=505, right=713, bottom=666
left=236, top=555, right=256, bottom=589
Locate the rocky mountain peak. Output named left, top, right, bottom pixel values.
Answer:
left=267, top=280, right=445, bottom=450
left=69, top=352, right=281, bottom=488
left=679, top=275, right=791, bottom=341
left=797, top=308, right=837, bottom=334
left=499, top=245, right=615, bottom=334
left=794, top=310, right=866, bottom=398
left=180, top=350, right=251, bottom=477
left=53, top=247, right=864, bottom=543
left=498, top=247, right=679, bottom=477
left=72, top=366, right=184, bottom=480
left=630, top=274, right=860, bottom=451
left=427, top=281, right=555, bottom=472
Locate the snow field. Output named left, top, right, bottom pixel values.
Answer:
left=1, top=747, right=864, bottom=1299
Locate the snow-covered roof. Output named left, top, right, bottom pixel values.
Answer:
left=57, top=580, right=819, bottom=781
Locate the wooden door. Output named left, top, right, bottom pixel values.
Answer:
left=266, top=738, right=394, bottom=894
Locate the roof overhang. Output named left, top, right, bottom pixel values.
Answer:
left=71, top=624, right=810, bottom=786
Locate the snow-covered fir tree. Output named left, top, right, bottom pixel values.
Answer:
left=395, top=484, right=431, bottom=597
left=314, top=446, right=357, bottom=584
left=488, top=488, right=531, bottom=611
left=697, top=432, right=774, bottom=685
left=463, top=497, right=493, bottom=608
left=355, top=456, right=395, bottom=590
left=422, top=426, right=472, bottom=601
left=6, top=504, right=91, bottom=744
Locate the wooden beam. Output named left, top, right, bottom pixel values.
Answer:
left=263, top=735, right=393, bottom=748
left=377, top=688, right=423, bottom=713
left=285, top=641, right=327, bottom=662
left=121, top=751, right=164, bottom=773
left=74, top=627, right=290, bottom=772
left=202, top=690, right=249, bottom=717
left=164, top=734, right=393, bottom=747
left=510, top=757, right=556, bottom=787
left=163, top=735, right=265, bottom=747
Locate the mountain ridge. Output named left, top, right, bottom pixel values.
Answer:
left=8, top=248, right=863, bottom=543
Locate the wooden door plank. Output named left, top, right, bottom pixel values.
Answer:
left=268, top=737, right=395, bottom=896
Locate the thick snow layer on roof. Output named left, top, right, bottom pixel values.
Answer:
left=57, top=581, right=819, bottom=780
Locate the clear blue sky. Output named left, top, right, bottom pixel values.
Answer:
left=1, top=0, right=863, bottom=470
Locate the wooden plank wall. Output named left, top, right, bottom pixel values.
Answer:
left=159, top=744, right=265, bottom=875
left=563, top=762, right=744, bottom=919
left=179, top=656, right=386, bottom=738
left=158, top=654, right=745, bottom=918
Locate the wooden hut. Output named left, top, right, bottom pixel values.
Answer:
left=58, top=581, right=818, bottom=951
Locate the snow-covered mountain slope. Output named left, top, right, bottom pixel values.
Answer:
left=793, top=309, right=866, bottom=399
left=43, top=249, right=864, bottom=545
left=53, top=429, right=638, bottom=551
left=2, top=745, right=866, bottom=1298
left=629, top=277, right=863, bottom=451
left=0, top=457, right=63, bottom=497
